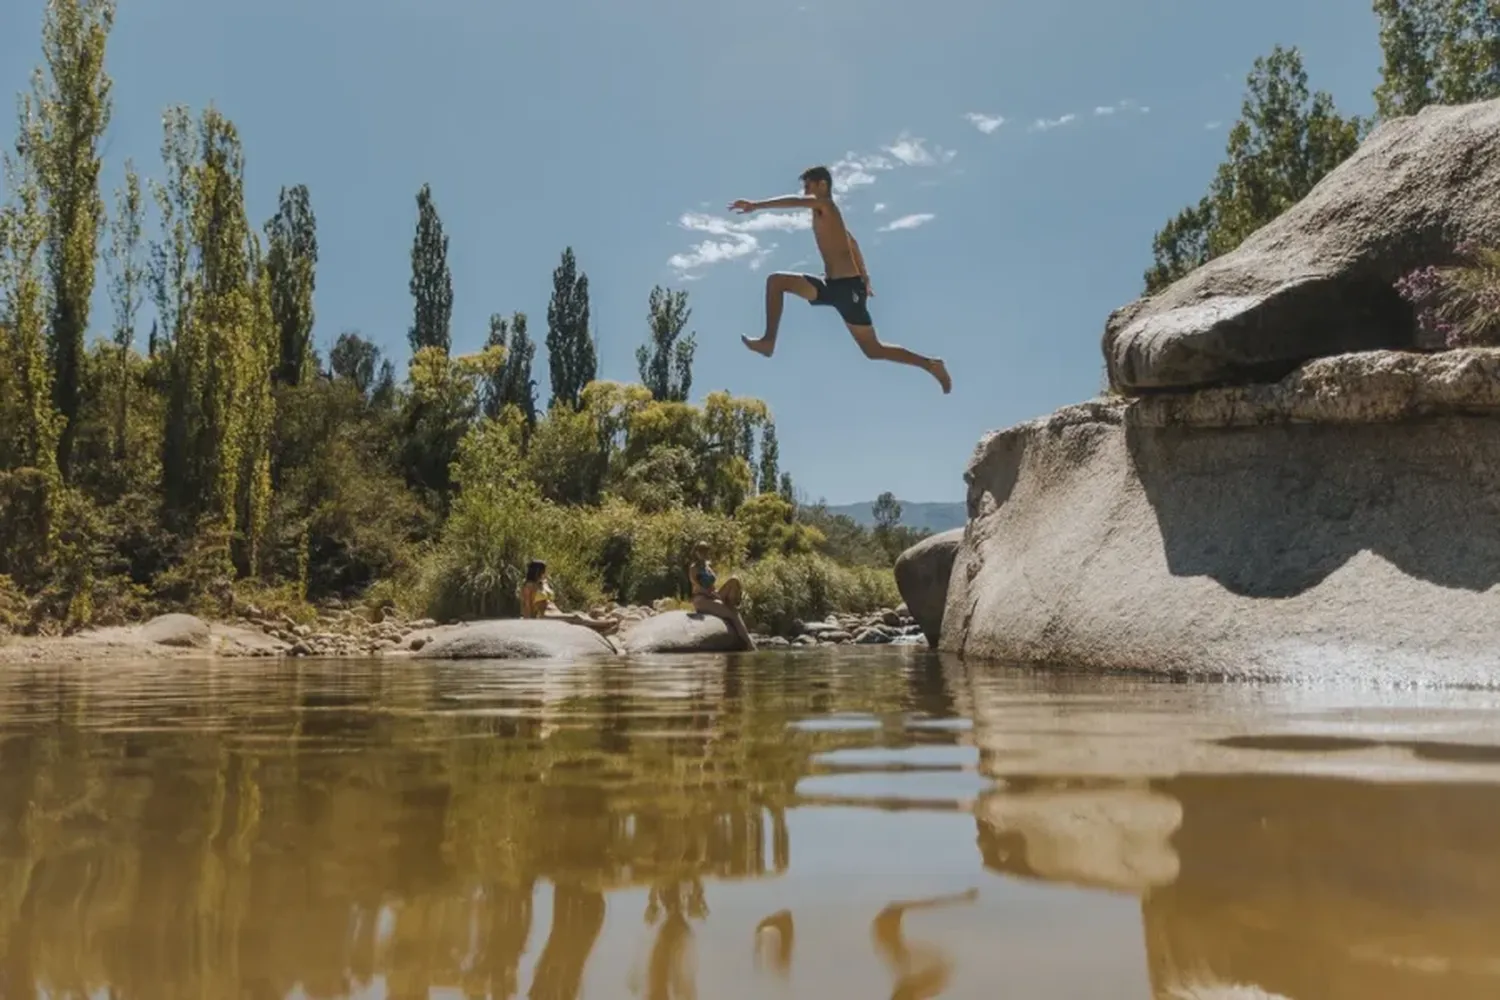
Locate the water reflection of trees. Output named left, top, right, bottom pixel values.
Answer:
left=0, top=654, right=930, bottom=998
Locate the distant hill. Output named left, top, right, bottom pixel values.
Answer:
left=821, top=499, right=966, bottom=534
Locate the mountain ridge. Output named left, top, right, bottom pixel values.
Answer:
left=819, top=499, right=967, bottom=534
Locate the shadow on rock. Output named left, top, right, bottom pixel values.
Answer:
left=1126, top=414, right=1500, bottom=598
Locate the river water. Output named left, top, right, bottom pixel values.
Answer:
left=2, top=647, right=1499, bottom=999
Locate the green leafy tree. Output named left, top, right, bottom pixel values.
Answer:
left=1373, top=0, right=1500, bottom=118
left=26, top=0, right=115, bottom=479
left=873, top=492, right=902, bottom=532
left=635, top=285, right=695, bottom=402
left=757, top=420, right=780, bottom=495
left=484, top=311, right=538, bottom=430
left=409, top=183, right=452, bottom=355
left=329, top=330, right=393, bottom=402
left=1143, top=46, right=1364, bottom=293
left=149, top=106, right=195, bottom=353
left=104, top=160, right=144, bottom=461
left=778, top=471, right=795, bottom=506
left=155, top=106, right=274, bottom=573
left=0, top=125, right=66, bottom=583
left=399, top=345, right=501, bottom=507
left=546, top=246, right=596, bottom=409
left=264, top=184, right=318, bottom=385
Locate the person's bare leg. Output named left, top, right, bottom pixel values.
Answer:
left=692, top=595, right=756, bottom=649
left=847, top=324, right=952, bottom=394
left=744, top=273, right=817, bottom=357
left=872, top=890, right=976, bottom=1000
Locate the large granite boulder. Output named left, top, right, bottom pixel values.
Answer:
left=893, top=528, right=963, bottom=647
left=1104, top=98, right=1500, bottom=394
left=138, top=613, right=212, bottom=648
left=412, top=619, right=619, bottom=660
left=618, top=610, right=748, bottom=655
left=943, top=350, right=1500, bottom=683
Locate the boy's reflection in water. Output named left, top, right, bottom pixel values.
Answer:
left=753, top=889, right=978, bottom=999
left=873, top=889, right=978, bottom=1000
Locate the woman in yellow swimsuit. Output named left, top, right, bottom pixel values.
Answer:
left=520, top=560, right=620, bottom=634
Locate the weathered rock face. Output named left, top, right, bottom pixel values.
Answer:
left=1104, top=98, right=1500, bottom=394
left=412, top=619, right=618, bottom=660
left=944, top=350, right=1500, bottom=683
left=893, top=528, right=963, bottom=647
left=619, top=610, right=748, bottom=655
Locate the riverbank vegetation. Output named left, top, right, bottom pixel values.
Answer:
left=0, top=0, right=926, bottom=636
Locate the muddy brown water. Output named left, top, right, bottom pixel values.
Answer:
left=1, top=647, right=1499, bottom=999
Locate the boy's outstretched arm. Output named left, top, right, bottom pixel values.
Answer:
left=729, top=194, right=817, bottom=213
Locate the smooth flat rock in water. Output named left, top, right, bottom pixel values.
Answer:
left=413, top=619, right=618, bottom=660
left=944, top=351, right=1500, bottom=683
left=138, top=613, right=211, bottom=648
left=618, top=610, right=747, bottom=655
left=1104, top=98, right=1500, bottom=394
left=894, top=528, right=963, bottom=647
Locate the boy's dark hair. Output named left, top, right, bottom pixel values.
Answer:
left=525, top=560, right=546, bottom=583
left=799, top=165, right=833, bottom=189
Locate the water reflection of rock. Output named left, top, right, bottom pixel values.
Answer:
left=0, top=657, right=916, bottom=999
left=965, top=669, right=1500, bottom=999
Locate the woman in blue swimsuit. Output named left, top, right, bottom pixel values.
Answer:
left=688, top=542, right=754, bottom=649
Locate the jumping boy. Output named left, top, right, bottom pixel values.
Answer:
left=729, top=166, right=952, bottom=394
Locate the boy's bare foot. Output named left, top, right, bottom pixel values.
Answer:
left=742, top=335, right=775, bottom=357
left=929, top=358, right=952, bottom=394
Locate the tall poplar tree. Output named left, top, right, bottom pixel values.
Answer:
left=409, top=183, right=453, bottom=355
left=546, top=247, right=596, bottom=409
left=484, top=311, right=538, bottom=430
left=636, top=285, right=695, bottom=402
left=264, top=184, right=318, bottom=385
left=104, top=160, right=144, bottom=460
left=28, top=0, right=115, bottom=479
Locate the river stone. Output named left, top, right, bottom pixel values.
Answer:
left=894, top=528, right=963, bottom=647
left=413, top=619, right=618, bottom=660
left=943, top=351, right=1500, bottom=683
left=618, top=610, right=749, bottom=655
left=138, top=613, right=212, bottom=649
left=1104, top=97, right=1500, bottom=394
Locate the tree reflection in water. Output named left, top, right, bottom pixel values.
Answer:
left=0, top=653, right=938, bottom=998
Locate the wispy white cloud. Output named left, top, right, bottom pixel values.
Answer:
left=1095, top=98, right=1150, bottom=116
left=665, top=211, right=806, bottom=273
left=883, top=133, right=957, bottom=166
left=964, top=112, right=1006, bottom=134
left=1204, top=120, right=1222, bottom=130
left=1029, top=113, right=1076, bottom=132
left=873, top=202, right=887, bottom=213
left=830, top=152, right=892, bottom=193
left=879, top=213, right=934, bottom=232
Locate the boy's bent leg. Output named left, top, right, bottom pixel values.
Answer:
left=743, top=273, right=819, bottom=357
left=846, top=324, right=952, bottom=393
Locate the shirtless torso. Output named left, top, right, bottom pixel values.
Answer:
left=729, top=165, right=951, bottom=394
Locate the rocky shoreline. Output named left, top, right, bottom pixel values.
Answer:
left=0, top=601, right=925, bottom=663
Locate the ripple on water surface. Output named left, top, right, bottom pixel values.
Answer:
left=1, top=649, right=1499, bottom=998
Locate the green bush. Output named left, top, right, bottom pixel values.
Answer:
left=738, top=553, right=899, bottom=636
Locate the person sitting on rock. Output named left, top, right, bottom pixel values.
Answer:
left=520, top=560, right=620, bottom=635
left=687, top=542, right=755, bottom=649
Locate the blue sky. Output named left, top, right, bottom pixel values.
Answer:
left=0, top=0, right=1385, bottom=504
